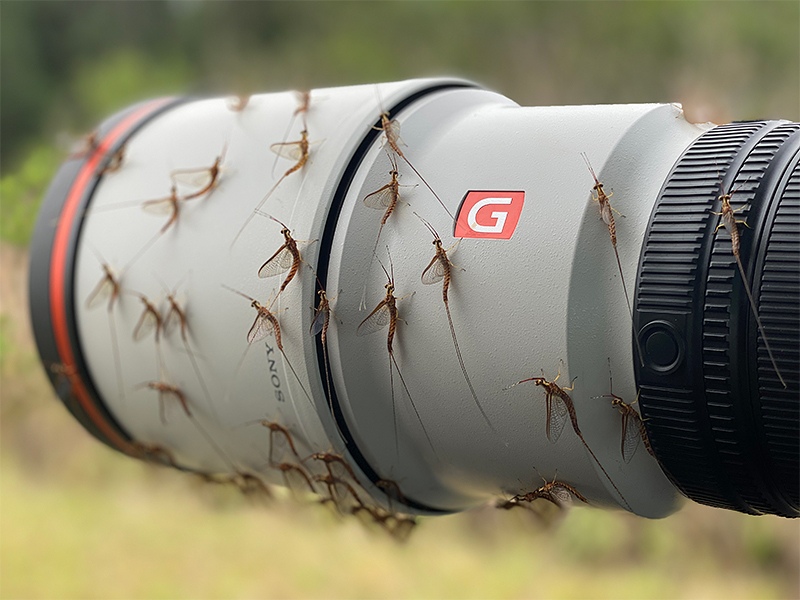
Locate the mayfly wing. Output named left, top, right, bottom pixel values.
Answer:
left=171, top=168, right=213, bottom=191
left=268, top=424, right=302, bottom=465
left=257, top=245, right=295, bottom=278
left=380, top=116, right=403, bottom=151
left=356, top=301, right=391, bottom=336
left=549, top=484, right=575, bottom=507
left=85, top=275, right=115, bottom=310
left=247, top=311, right=275, bottom=344
left=545, top=391, right=569, bottom=444
left=133, top=307, right=159, bottom=341
left=420, top=255, right=448, bottom=285
left=322, top=455, right=359, bottom=483
left=270, top=141, right=305, bottom=162
left=620, top=410, right=642, bottom=464
left=328, top=477, right=365, bottom=513
left=310, top=302, right=328, bottom=336
left=141, top=195, right=176, bottom=216
left=362, top=184, right=396, bottom=210
left=279, top=463, right=317, bottom=496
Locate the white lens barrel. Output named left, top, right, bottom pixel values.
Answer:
left=39, top=79, right=715, bottom=517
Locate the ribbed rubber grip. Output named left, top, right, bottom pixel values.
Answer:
left=634, top=120, right=799, bottom=518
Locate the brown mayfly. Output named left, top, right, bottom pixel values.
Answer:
left=92, top=184, right=184, bottom=271
left=222, top=286, right=313, bottom=408
left=170, top=142, right=228, bottom=201
left=310, top=285, right=337, bottom=417
left=257, top=216, right=315, bottom=296
left=85, top=255, right=125, bottom=399
left=505, top=363, right=631, bottom=510
left=158, top=275, right=219, bottom=424
left=89, top=182, right=185, bottom=270
left=358, top=151, right=414, bottom=310
left=581, top=154, right=644, bottom=366
left=138, top=378, right=234, bottom=465
left=357, top=252, right=436, bottom=458
left=498, top=475, right=589, bottom=511
left=416, top=213, right=500, bottom=437
left=593, top=361, right=654, bottom=464
left=231, top=125, right=315, bottom=247
left=233, top=418, right=306, bottom=468
left=271, top=90, right=312, bottom=179
left=374, top=92, right=454, bottom=222
left=710, top=182, right=786, bottom=388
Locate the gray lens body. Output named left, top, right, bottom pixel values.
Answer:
left=67, top=79, right=711, bottom=517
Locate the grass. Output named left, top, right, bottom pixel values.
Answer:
left=0, top=248, right=797, bottom=599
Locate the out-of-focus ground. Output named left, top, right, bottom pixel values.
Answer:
left=1, top=243, right=798, bottom=599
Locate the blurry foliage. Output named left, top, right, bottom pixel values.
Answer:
left=69, top=50, right=194, bottom=125
left=0, top=144, right=60, bottom=246
left=0, top=1, right=797, bottom=246
left=2, top=1, right=798, bottom=170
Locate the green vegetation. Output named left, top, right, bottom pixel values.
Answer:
left=1, top=2, right=798, bottom=598
left=0, top=144, right=60, bottom=246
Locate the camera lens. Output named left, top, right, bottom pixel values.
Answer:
left=29, top=79, right=798, bottom=518
left=635, top=121, right=799, bottom=518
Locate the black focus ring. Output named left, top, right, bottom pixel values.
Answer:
left=634, top=120, right=799, bottom=517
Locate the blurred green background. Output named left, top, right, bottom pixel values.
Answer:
left=1, top=2, right=798, bottom=598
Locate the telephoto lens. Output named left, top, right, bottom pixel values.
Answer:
left=29, top=78, right=798, bottom=525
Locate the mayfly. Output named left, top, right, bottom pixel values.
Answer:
left=85, top=257, right=125, bottom=399
left=358, top=151, right=413, bottom=310
left=271, top=90, right=312, bottom=179
left=141, top=380, right=190, bottom=425
left=227, top=94, right=251, bottom=112
left=130, top=292, right=163, bottom=344
left=68, top=130, right=100, bottom=159
left=99, top=184, right=182, bottom=270
left=233, top=418, right=305, bottom=467
left=257, top=216, right=315, bottom=295
left=311, top=286, right=336, bottom=415
left=505, top=363, right=631, bottom=510
left=351, top=504, right=417, bottom=542
left=239, top=419, right=304, bottom=466
left=141, top=184, right=182, bottom=234
left=375, top=478, right=409, bottom=514
left=581, top=154, right=644, bottom=366
left=711, top=185, right=786, bottom=388
left=231, top=128, right=314, bottom=247
left=139, top=378, right=236, bottom=471
left=131, top=441, right=179, bottom=469
left=313, top=473, right=367, bottom=516
left=99, top=143, right=126, bottom=175
left=593, top=361, right=654, bottom=464
left=416, top=213, right=499, bottom=436
left=160, top=277, right=217, bottom=423
left=264, top=420, right=304, bottom=466
left=222, top=286, right=313, bottom=408
left=497, top=473, right=589, bottom=510
left=170, top=143, right=228, bottom=201
left=374, top=94, right=454, bottom=222
left=308, top=452, right=359, bottom=484
left=274, top=462, right=318, bottom=499
left=357, top=254, right=436, bottom=458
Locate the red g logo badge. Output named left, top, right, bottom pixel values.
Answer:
left=454, top=191, right=525, bottom=239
